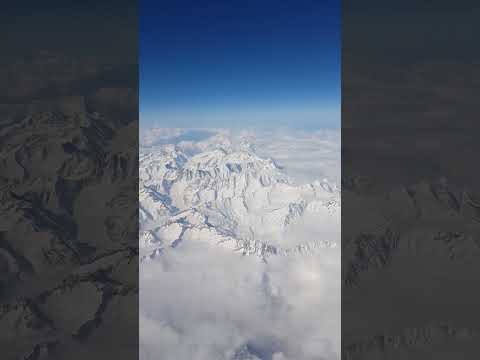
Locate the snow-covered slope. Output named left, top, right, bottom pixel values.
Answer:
left=139, top=137, right=340, bottom=261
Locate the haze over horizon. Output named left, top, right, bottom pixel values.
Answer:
left=141, top=0, right=340, bottom=129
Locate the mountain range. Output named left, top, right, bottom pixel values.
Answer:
left=139, top=136, right=340, bottom=262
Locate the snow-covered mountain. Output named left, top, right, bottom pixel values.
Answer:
left=139, top=129, right=341, bottom=360
left=139, top=135, right=340, bottom=261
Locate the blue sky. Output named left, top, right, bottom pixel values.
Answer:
left=141, top=0, right=340, bottom=129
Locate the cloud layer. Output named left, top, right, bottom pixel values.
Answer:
left=140, top=242, right=340, bottom=360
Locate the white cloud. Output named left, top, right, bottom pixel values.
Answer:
left=140, top=242, right=340, bottom=360
left=254, top=129, right=340, bottom=184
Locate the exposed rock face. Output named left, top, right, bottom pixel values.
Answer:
left=0, top=58, right=138, bottom=358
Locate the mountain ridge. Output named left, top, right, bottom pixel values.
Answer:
left=139, top=137, right=340, bottom=261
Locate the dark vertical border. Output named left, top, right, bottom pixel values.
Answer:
left=0, top=2, right=139, bottom=359
left=342, top=1, right=480, bottom=358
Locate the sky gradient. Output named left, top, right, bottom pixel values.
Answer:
left=141, top=0, right=340, bottom=129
